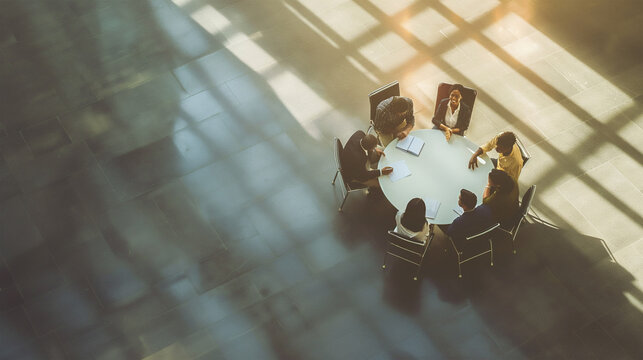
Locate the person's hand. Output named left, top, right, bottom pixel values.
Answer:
left=381, top=166, right=394, bottom=175
left=375, top=148, right=385, bottom=157
left=444, top=127, right=452, bottom=141
left=396, top=130, right=409, bottom=140
left=468, top=155, right=479, bottom=169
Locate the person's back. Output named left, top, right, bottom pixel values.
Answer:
left=483, top=170, right=519, bottom=225
left=448, top=204, right=494, bottom=243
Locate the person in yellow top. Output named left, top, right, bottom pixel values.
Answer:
left=468, top=131, right=523, bottom=182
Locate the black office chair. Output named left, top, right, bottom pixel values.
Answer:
left=367, top=81, right=400, bottom=135
left=448, top=223, right=499, bottom=278
left=331, top=137, right=367, bottom=212
left=499, top=185, right=536, bottom=254
left=433, top=82, right=478, bottom=115
left=515, top=135, right=531, bottom=166
left=383, top=228, right=433, bottom=280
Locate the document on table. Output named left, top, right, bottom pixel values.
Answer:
left=387, top=161, right=411, bottom=182
left=396, top=135, right=425, bottom=156
left=453, top=207, right=464, bottom=216
left=423, top=197, right=441, bottom=219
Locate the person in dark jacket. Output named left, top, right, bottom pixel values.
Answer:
left=447, top=189, right=494, bottom=243
left=432, top=83, right=471, bottom=140
left=341, top=130, right=393, bottom=187
left=373, top=96, right=415, bottom=146
left=482, top=169, right=519, bottom=226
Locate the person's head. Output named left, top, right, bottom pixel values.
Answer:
left=448, top=84, right=464, bottom=107
left=488, top=169, right=514, bottom=193
left=401, top=197, right=426, bottom=232
left=458, top=189, right=477, bottom=211
left=360, top=134, right=379, bottom=151
left=495, top=131, right=516, bottom=155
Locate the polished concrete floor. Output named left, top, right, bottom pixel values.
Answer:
left=1, top=0, right=642, bottom=359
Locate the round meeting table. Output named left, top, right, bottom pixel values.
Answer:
left=378, top=129, right=494, bottom=225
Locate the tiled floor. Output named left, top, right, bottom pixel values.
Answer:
left=1, top=0, right=642, bottom=359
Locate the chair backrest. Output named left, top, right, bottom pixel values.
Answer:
left=333, top=137, right=350, bottom=191
left=369, top=81, right=400, bottom=121
left=433, top=82, right=478, bottom=115
left=387, top=230, right=426, bottom=265
left=515, top=135, right=531, bottom=165
left=520, top=185, right=536, bottom=218
left=465, top=223, right=500, bottom=242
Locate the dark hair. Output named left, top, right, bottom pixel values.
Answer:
left=361, top=134, right=378, bottom=150
left=460, top=189, right=477, bottom=209
left=449, top=83, right=465, bottom=95
left=488, top=169, right=514, bottom=194
left=497, top=131, right=516, bottom=148
left=390, top=96, right=409, bottom=114
left=401, top=198, right=426, bottom=232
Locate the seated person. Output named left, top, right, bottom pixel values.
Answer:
left=447, top=189, right=494, bottom=243
left=468, top=131, right=524, bottom=182
left=341, top=130, right=393, bottom=188
left=482, top=169, right=519, bottom=226
left=394, top=198, right=430, bottom=243
left=373, top=96, right=415, bottom=147
left=432, top=83, right=472, bottom=141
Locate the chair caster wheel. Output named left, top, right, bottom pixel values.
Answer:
left=458, top=274, right=462, bottom=279
left=513, top=250, right=517, bottom=254
left=413, top=277, right=418, bottom=281
left=490, top=262, right=494, bottom=266
left=382, top=265, right=386, bottom=269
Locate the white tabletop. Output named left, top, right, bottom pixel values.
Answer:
left=378, top=129, right=493, bottom=225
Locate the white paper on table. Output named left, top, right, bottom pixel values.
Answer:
left=423, top=197, right=441, bottom=219
left=387, top=161, right=411, bottom=182
left=453, top=207, right=464, bottom=216
left=467, top=147, right=486, bottom=165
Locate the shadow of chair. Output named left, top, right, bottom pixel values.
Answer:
left=448, top=223, right=499, bottom=278
left=383, top=228, right=433, bottom=280
left=367, top=81, right=400, bottom=136
left=331, top=137, right=367, bottom=212
left=499, top=185, right=537, bottom=254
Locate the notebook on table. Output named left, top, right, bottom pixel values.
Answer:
left=396, top=135, right=425, bottom=156
left=423, top=197, right=441, bottom=219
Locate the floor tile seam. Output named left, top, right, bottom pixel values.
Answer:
left=553, top=183, right=605, bottom=240
left=541, top=48, right=596, bottom=94
left=541, top=265, right=600, bottom=327
left=587, top=307, right=638, bottom=359
left=609, top=157, right=643, bottom=199
left=174, top=177, right=229, bottom=252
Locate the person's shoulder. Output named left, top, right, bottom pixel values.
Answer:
left=349, top=130, right=366, bottom=141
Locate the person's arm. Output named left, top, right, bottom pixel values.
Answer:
left=468, top=147, right=484, bottom=169
left=469, top=135, right=496, bottom=169
left=396, top=98, right=415, bottom=139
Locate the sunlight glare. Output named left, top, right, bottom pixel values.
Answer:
left=268, top=70, right=331, bottom=140
left=402, top=8, right=453, bottom=47
left=225, top=34, right=278, bottom=72
left=368, top=0, right=416, bottom=16
left=284, top=2, right=339, bottom=48
left=346, top=55, right=380, bottom=83
left=190, top=5, right=230, bottom=34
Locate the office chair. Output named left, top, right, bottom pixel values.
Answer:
left=383, top=227, right=433, bottom=280
left=448, top=223, right=499, bottom=278
left=367, top=81, right=400, bottom=136
left=514, top=135, right=531, bottom=166
left=499, top=185, right=536, bottom=254
left=331, top=137, right=367, bottom=212
left=433, top=82, right=478, bottom=116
